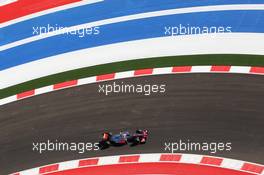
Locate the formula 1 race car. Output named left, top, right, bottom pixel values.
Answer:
left=99, top=129, right=148, bottom=149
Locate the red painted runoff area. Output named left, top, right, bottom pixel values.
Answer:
left=44, top=162, right=258, bottom=175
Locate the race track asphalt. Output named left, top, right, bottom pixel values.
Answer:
left=0, top=74, right=263, bottom=174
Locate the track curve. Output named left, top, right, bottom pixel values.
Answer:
left=12, top=154, right=264, bottom=175
left=0, top=74, right=263, bottom=174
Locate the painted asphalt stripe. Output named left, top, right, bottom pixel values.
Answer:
left=0, top=0, right=103, bottom=27
left=78, top=158, right=99, bottom=167
left=1, top=33, right=264, bottom=89
left=221, top=158, right=244, bottom=170
left=191, top=66, right=212, bottom=73
left=138, top=154, right=161, bottom=163
left=96, top=73, right=116, bottom=81
left=200, top=156, right=223, bottom=166
left=160, top=154, right=182, bottom=162
left=0, top=0, right=17, bottom=6
left=2, top=4, right=264, bottom=51
left=211, top=65, right=231, bottom=72
left=1, top=1, right=263, bottom=28
left=39, top=164, right=59, bottom=174
left=16, top=90, right=35, bottom=99
left=33, top=163, right=261, bottom=175
left=35, top=86, right=53, bottom=95
left=0, top=0, right=81, bottom=23
left=119, top=155, right=140, bottom=163
left=153, top=67, right=173, bottom=75
left=180, top=154, right=202, bottom=164
left=4, top=10, right=264, bottom=72
left=172, top=66, right=192, bottom=72
left=2, top=2, right=264, bottom=48
left=230, top=66, right=251, bottom=74
left=10, top=154, right=264, bottom=175
left=53, top=80, right=78, bottom=90
left=115, top=71, right=134, bottom=79
left=134, top=68, right=154, bottom=76
left=98, top=156, right=119, bottom=165
left=242, top=163, right=264, bottom=174
left=18, top=168, right=38, bottom=175
left=0, top=0, right=104, bottom=28
left=1, top=65, right=264, bottom=107
left=78, top=76, right=96, bottom=85
left=250, top=67, right=264, bottom=74
left=58, top=160, right=79, bottom=171
left=0, top=95, right=16, bottom=106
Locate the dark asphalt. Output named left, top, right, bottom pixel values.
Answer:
left=0, top=74, right=263, bottom=174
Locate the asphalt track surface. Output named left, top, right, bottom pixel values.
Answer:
left=0, top=74, right=263, bottom=174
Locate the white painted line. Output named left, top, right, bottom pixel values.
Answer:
left=0, top=95, right=16, bottom=106
left=230, top=66, right=251, bottom=74
left=0, top=0, right=17, bottom=6
left=180, top=154, right=202, bottom=164
left=35, top=85, right=53, bottom=95
left=191, top=66, right=212, bottom=73
left=58, top=160, right=79, bottom=171
left=2, top=4, right=264, bottom=51
left=153, top=67, right=173, bottom=75
left=115, top=71, right=134, bottom=79
left=19, top=167, right=39, bottom=175
left=221, top=158, right=244, bottom=170
left=98, top=156, right=119, bottom=165
left=139, top=154, right=161, bottom=162
left=78, top=76, right=96, bottom=85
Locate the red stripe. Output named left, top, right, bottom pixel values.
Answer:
left=172, top=66, right=192, bottom=72
left=45, top=162, right=257, bottom=175
left=39, top=164, right=59, bottom=174
left=200, top=157, right=223, bottom=166
left=79, top=158, right=99, bottom=167
left=250, top=67, right=264, bottom=74
left=211, top=66, right=231, bottom=72
left=134, top=68, right=153, bottom=76
left=119, top=155, right=140, bottom=163
left=53, top=80, right=78, bottom=90
left=241, top=163, right=264, bottom=174
left=17, top=90, right=35, bottom=99
left=96, top=73, right=115, bottom=81
left=160, top=154, right=182, bottom=161
left=0, top=0, right=81, bottom=23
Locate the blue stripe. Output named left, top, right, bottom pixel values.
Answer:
left=1, top=10, right=263, bottom=71
left=1, top=0, right=264, bottom=45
